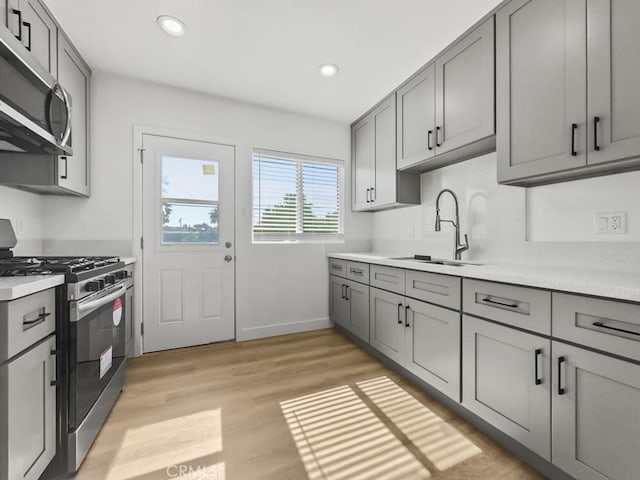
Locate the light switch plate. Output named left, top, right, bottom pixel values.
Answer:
left=595, top=212, right=627, bottom=234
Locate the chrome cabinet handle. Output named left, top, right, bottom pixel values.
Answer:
left=50, top=348, right=58, bottom=387
left=427, top=130, right=433, bottom=150
left=341, top=284, right=346, bottom=299
left=331, top=264, right=343, bottom=271
left=481, top=297, right=518, bottom=309
left=534, top=349, right=542, bottom=385
left=22, top=21, right=31, bottom=51
left=404, top=305, right=410, bottom=327
left=350, top=268, right=363, bottom=276
left=344, top=285, right=350, bottom=301
left=370, top=187, right=375, bottom=202
left=52, top=83, right=72, bottom=147
left=397, top=303, right=403, bottom=324
left=594, top=116, right=600, bottom=151
left=22, top=310, right=51, bottom=330
left=60, top=156, right=68, bottom=179
left=435, top=126, right=442, bottom=147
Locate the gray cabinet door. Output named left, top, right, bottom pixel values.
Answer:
left=396, top=64, right=436, bottom=169
left=329, top=275, right=348, bottom=328
left=346, top=280, right=369, bottom=343
left=371, top=94, right=396, bottom=207
left=405, top=299, right=461, bottom=401
left=369, top=287, right=405, bottom=364
left=435, top=17, right=494, bottom=155
left=20, top=0, right=57, bottom=76
left=462, top=315, right=551, bottom=460
left=552, top=342, right=640, bottom=480
left=496, top=0, right=587, bottom=183
left=351, top=115, right=374, bottom=211
left=1, top=335, right=56, bottom=480
left=57, top=34, right=90, bottom=196
left=587, top=0, right=640, bottom=166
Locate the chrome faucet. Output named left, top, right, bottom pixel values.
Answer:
left=434, top=188, right=469, bottom=260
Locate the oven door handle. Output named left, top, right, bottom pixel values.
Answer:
left=77, top=286, right=126, bottom=314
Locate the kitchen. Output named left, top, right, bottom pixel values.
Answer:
left=1, top=0, right=639, bottom=479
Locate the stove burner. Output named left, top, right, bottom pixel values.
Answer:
left=0, top=256, right=121, bottom=277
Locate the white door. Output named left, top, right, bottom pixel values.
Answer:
left=142, top=134, right=235, bottom=352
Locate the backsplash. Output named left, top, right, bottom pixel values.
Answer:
left=371, top=152, right=640, bottom=273
left=0, top=186, right=44, bottom=255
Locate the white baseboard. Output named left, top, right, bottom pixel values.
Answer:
left=237, top=317, right=331, bottom=341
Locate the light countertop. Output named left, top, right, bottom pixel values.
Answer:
left=329, top=253, right=640, bottom=303
left=0, top=275, right=65, bottom=302
left=121, top=257, right=137, bottom=266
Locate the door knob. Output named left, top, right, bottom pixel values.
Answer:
left=224, top=255, right=233, bottom=262
left=225, top=242, right=232, bottom=248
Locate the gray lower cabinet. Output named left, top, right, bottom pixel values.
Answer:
left=351, top=94, right=419, bottom=212
left=329, top=275, right=369, bottom=342
left=405, top=299, right=461, bottom=401
left=462, top=314, right=551, bottom=460
left=552, top=341, right=640, bottom=480
left=56, top=32, right=91, bottom=196
left=0, top=334, right=57, bottom=480
left=369, top=287, right=405, bottom=364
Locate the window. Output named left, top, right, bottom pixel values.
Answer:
left=161, top=155, right=219, bottom=244
left=252, top=149, right=344, bottom=243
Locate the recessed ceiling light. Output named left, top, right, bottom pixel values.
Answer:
left=318, top=63, right=339, bottom=78
left=157, top=15, right=186, bottom=37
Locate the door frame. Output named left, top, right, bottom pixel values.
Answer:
left=132, top=126, right=238, bottom=356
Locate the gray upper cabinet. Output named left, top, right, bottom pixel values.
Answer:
left=587, top=0, right=640, bottom=166
left=552, top=342, right=640, bottom=480
left=435, top=17, right=495, bottom=156
left=351, top=114, right=374, bottom=211
left=351, top=94, right=419, bottom=212
left=57, top=33, right=90, bottom=196
left=498, top=0, right=640, bottom=185
left=497, top=0, right=587, bottom=183
left=397, top=64, right=436, bottom=170
left=5, top=0, right=56, bottom=75
left=462, top=314, right=551, bottom=460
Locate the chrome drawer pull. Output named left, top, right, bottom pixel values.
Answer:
left=593, top=321, right=640, bottom=337
left=481, top=297, right=518, bottom=309
left=331, top=264, right=343, bottom=271
left=534, top=349, right=542, bottom=385
left=350, top=268, right=364, bottom=275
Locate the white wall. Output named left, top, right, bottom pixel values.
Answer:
left=0, top=187, right=44, bottom=255
left=372, top=152, right=640, bottom=273
left=41, top=71, right=372, bottom=342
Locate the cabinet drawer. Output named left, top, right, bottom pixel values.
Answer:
left=406, top=270, right=460, bottom=310
left=0, top=289, right=56, bottom=363
left=328, top=258, right=347, bottom=278
left=346, top=262, right=370, bottom=284
left=463, top=279, right=551, bottom=335
left=553, top=293, right=640, bottom=363
left=370, top=265, right=405, bottom=294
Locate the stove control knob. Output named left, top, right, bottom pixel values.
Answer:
left=105, top=275, right=116, bottom=285
left=86, top=281, right=101, bottom=292
left=98, top=279, right=105, bottom=289
left=115, top=271, right=128, bottom=280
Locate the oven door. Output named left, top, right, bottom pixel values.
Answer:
left=0, top=27, right=72, bottom=155
left=68, top=283, right=126, bottom=429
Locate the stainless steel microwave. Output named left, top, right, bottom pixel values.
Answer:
left=0, top=24, right=72, bottom=155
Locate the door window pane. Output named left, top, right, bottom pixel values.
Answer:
left=162, top=202, right=218, bottom=244
left=162, top=156, right=219, bottom=202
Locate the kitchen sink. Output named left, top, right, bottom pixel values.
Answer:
left=389, top=256, right=482, bottom=267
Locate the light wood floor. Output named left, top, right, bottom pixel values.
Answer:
left=77, top=329, right=542, bottom=480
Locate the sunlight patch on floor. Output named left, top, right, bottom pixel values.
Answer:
left=104, top=409, right=223, bottom=480
left=281, top=385, right=431, bottom=480
left=356, top=377, right=482, bottom=471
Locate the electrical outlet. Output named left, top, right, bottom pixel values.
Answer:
left=14, top=218, right=24, bottom=236
left=595, top=212, right=627, bottom=234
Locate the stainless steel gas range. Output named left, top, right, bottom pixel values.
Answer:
left=0, top=221, right=133, bottom=478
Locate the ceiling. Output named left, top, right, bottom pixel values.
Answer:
left=45, top=0, right=502, bottom=123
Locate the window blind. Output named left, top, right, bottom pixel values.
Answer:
left=252, top=149, right=344, bottom=243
